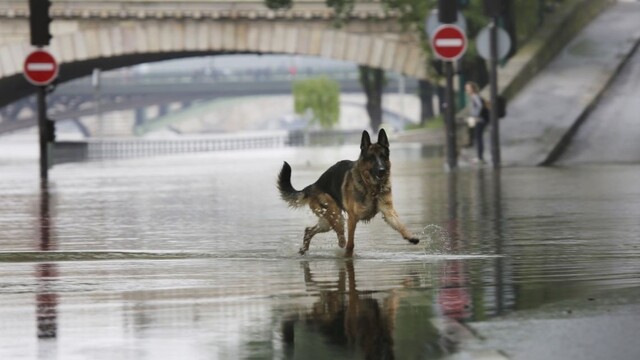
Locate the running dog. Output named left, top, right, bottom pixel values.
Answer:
left=277, top=129, right=420, bottom=256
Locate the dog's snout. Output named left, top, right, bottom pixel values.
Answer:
left=376, top=166, right=386, bottom=176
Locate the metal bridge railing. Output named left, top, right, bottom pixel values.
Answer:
left=52, top=130, right=364, bottom=164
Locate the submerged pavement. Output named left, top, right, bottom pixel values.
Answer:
left=498, top=1, right=640, bottom=166
left=2, top=145, right=640, bottom=359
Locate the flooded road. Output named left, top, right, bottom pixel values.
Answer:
left=1, top=140, right=640, bottom=359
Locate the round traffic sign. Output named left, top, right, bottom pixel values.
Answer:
left=431, top=25, right=467, bottom=62
left=475, top=26, right=512, bottom=61
left=23, top=49, right=59, bottom=86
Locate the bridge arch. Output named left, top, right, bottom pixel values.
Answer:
left=0, top=21, right=427, bottom=108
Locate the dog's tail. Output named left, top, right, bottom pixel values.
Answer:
left=278, top=161, right=308, bottom=208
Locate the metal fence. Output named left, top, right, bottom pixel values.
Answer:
left=52, top=130, right=364, bottom=164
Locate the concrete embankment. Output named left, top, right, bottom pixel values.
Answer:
left=498, top=1, right=640, bottom=166
left=556, top=30, right=640, bottom=165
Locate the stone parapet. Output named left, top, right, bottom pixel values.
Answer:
left=0, top=0, right=396, bottom=21
left=0, top=20, right=426, bottom=80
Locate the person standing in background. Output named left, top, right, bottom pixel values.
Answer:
left=465, top=82, right=490, bottom=163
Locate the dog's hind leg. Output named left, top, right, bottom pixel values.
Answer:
left=316, top=195, right=347, bottom=248
left=299, top=219, right=330, bottom=255
left=327, top=213, right=346, bottom=249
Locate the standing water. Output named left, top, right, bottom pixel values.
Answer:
left=1, top=137, right=640, bottom=359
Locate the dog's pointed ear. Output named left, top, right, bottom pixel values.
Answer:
left=377, top=128, right=389, bottom=148
left=360, top=130, right=371, bottom=150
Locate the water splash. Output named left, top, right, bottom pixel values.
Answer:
left=417, top=224, right=454, bottom=254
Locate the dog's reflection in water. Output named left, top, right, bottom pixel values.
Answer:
left=280, top=261, right=474, bottom=359
left=281, top=261, right=399, bottom=359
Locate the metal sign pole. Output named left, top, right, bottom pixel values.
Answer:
left=437, top=0, right=459, bottom=170
left=37, top=86, right=48, bottom=179
left=445, top=61, right=457, bottom=170
left=489, top=19, right=501, bottom=168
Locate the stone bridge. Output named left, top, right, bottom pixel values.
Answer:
left=0, top=0, right=427, bottom=110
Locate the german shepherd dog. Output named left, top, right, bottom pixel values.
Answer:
left=277, top=129, right=420, bottom=256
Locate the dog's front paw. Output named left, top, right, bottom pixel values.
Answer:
left=338, top=237, right=346, bottom=248
left=298, top=248, right=307, bottom=255
left=406, top=237, right=420, bottom=245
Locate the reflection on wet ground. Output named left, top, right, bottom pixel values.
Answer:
left=1, top=145, right=640, bottom=359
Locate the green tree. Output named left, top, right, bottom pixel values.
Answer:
left=293, top=76, right=340, bottom=129
left=265, top=0, right=292, bottom=10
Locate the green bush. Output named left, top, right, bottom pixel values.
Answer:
left=293, top=76, right=340, bottom=129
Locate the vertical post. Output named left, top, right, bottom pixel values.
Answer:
left=445, top=62, right=457, bottom=170
left=37, top=86, right=48, bottom=179
left=92, top=68, right=102, bottom=138
left=439, top=0, right=458, bottom=170
left=489, top=19, right=501, bottom=168
left=398, top=74, right=405, bottom=122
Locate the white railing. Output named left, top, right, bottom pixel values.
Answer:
left=52, top=129, right=364, bottom=163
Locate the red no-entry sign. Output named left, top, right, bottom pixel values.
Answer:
left=431, top=24, right=467, bottom=62
left=23, top=49, right=59, bottom=86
